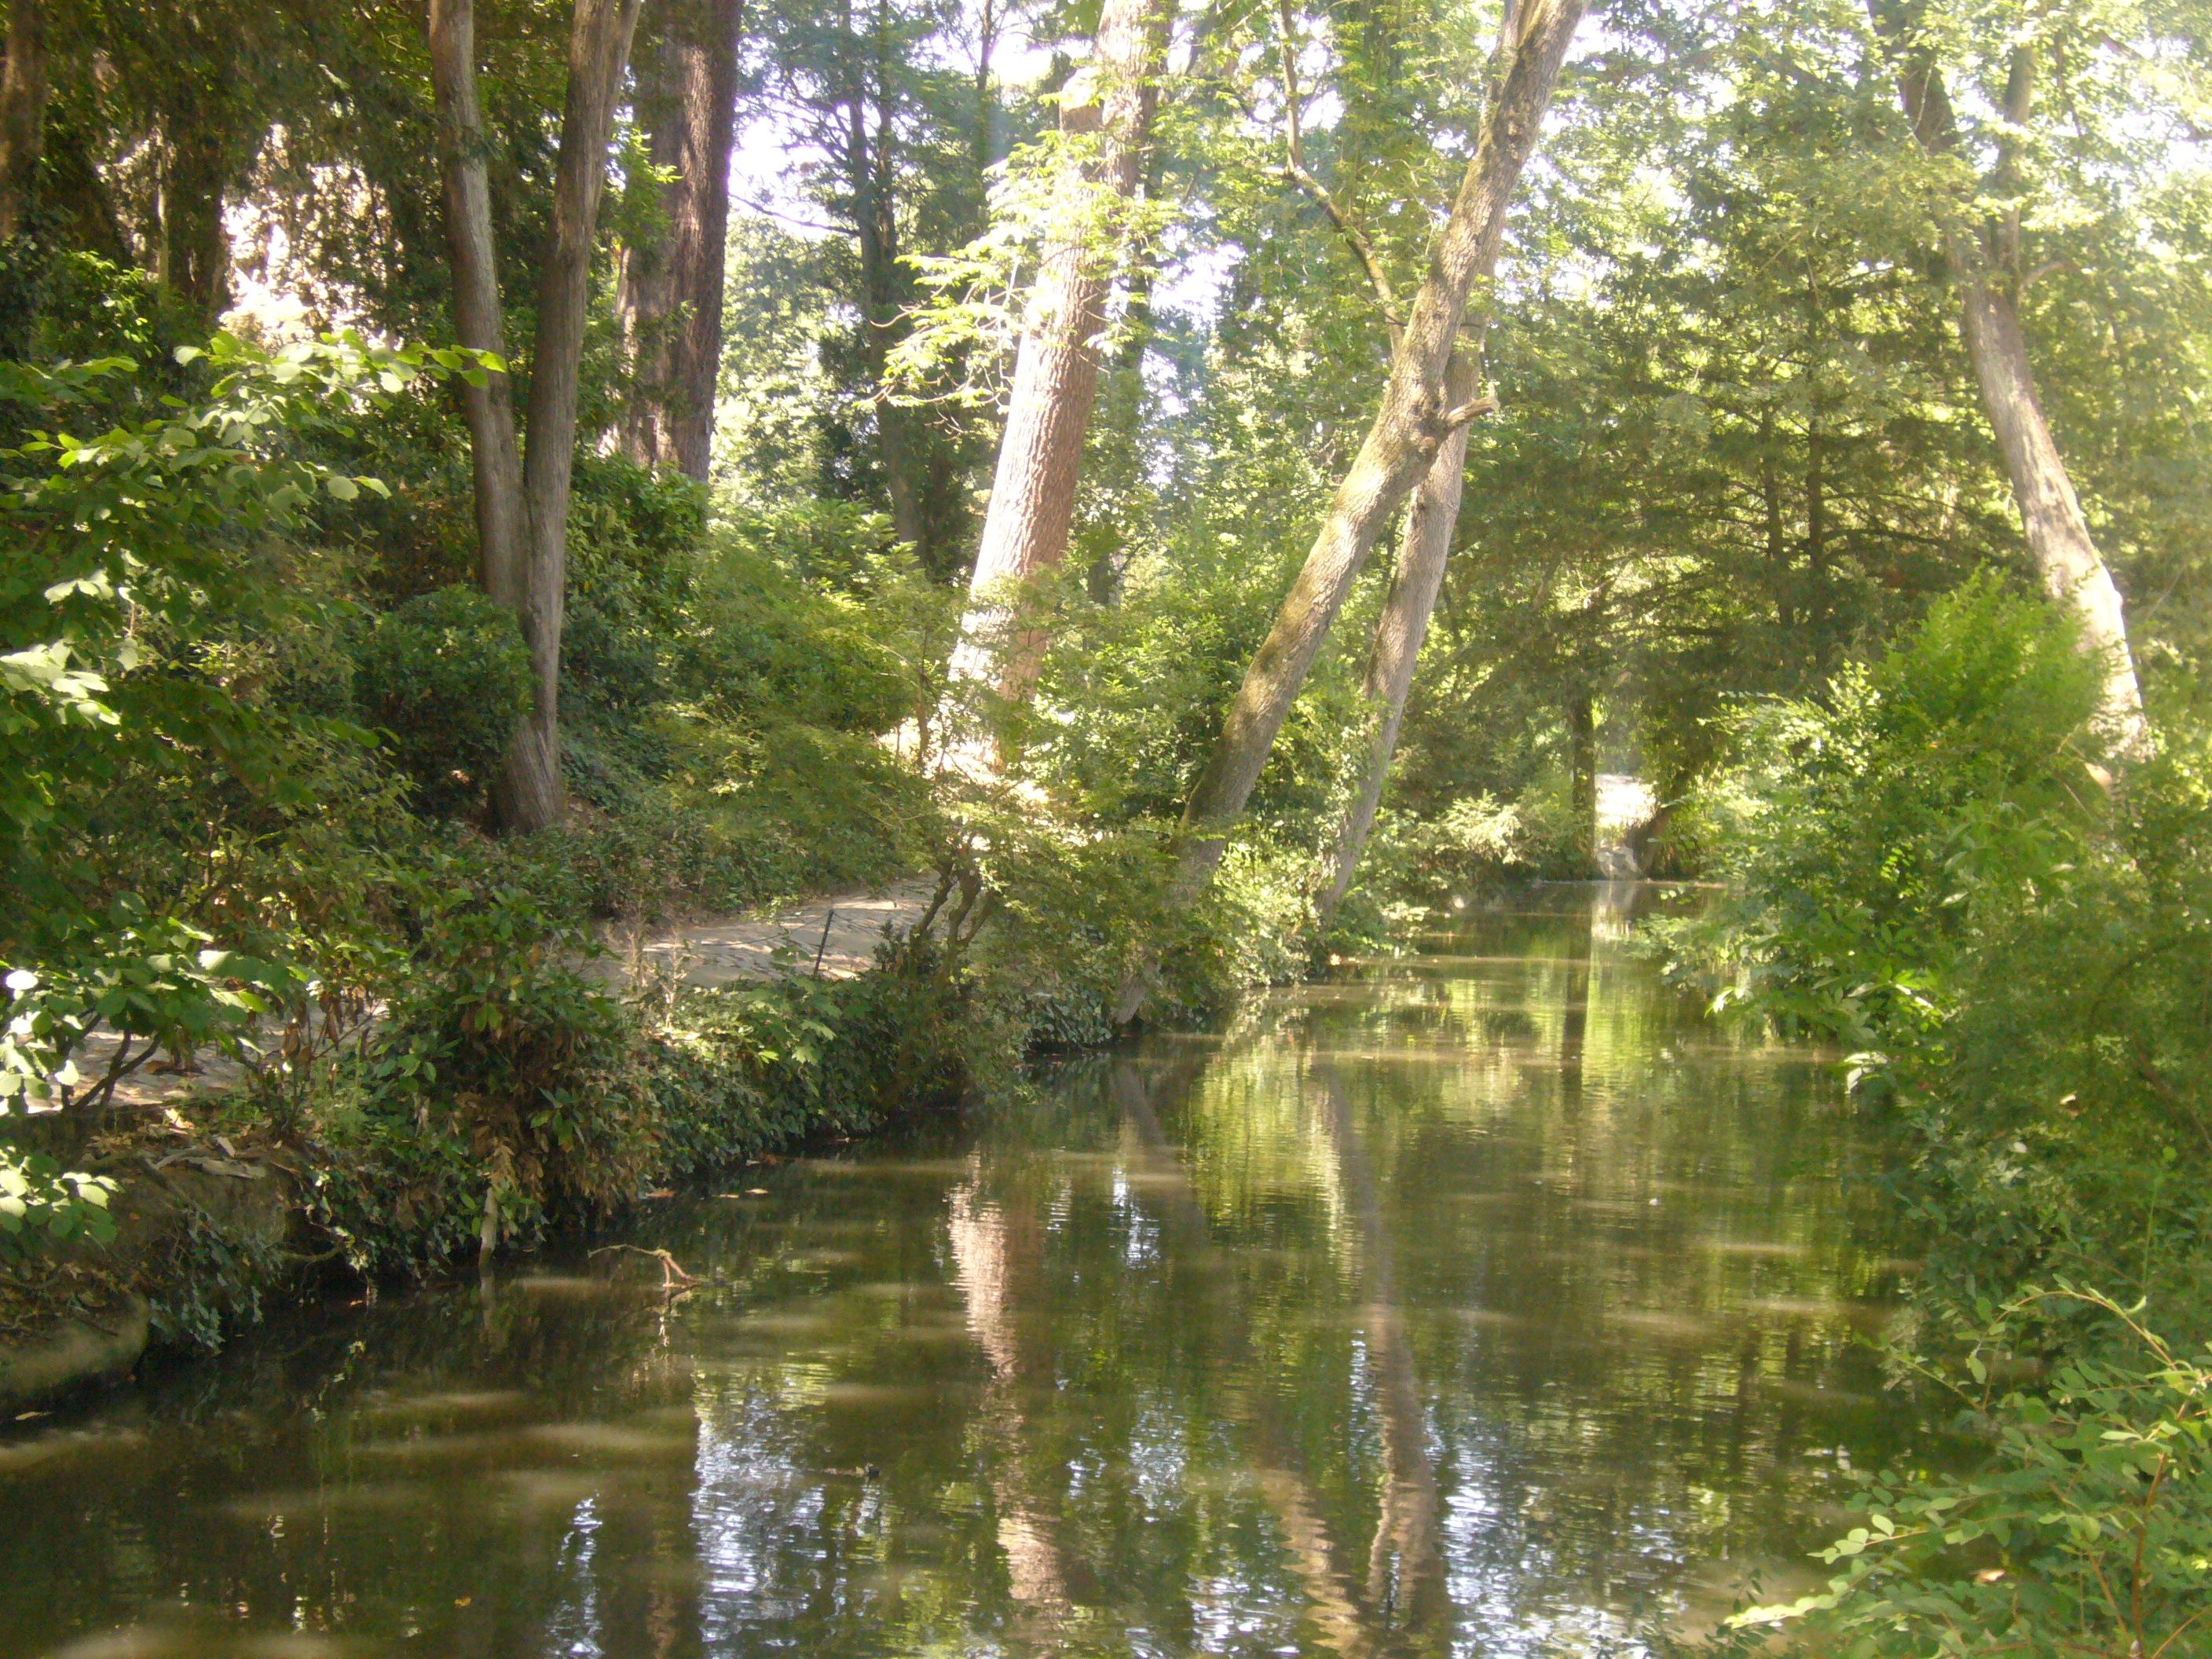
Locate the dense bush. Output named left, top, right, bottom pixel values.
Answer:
left=1665, top=581, right=2212, bottom=1654
left=355, top=585, right=533, bottom=819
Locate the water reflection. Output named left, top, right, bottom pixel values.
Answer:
left=0, top=888, right=1927, bottom=1658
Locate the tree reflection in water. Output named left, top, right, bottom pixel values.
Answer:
left=0, top=888, right=1942, bottom=1659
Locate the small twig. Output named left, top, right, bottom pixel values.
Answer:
left=811, top=906, right=838, bottom=979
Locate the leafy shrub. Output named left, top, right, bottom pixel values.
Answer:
left=1723, top=1290, right=2212, bottom=1659
left=1665, top=577, right=2106, bottom=1046
left=355, top=585, right=532, bottom=819
left=679, top=532, right=911, bottom=734
left=651, top=939, right=969, bottom=1177
left=369, top=877, right=657, bottom=1250
left=1664, top=583, right=2212, bottom=1659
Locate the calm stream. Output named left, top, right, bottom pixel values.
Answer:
left=2, top=888, right=1932, bottom=1657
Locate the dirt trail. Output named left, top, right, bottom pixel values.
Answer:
left=595, top=880, right=936, bottom=988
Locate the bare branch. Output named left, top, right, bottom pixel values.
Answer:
left=1275, top=0, right=1401, bottom=335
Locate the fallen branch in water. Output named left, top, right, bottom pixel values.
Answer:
left=589, top=1244, right=707, bottom=1294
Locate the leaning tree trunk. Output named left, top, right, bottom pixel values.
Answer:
left=0, top=0, right=48, bottom=241
left=1115, top=0, right=1586, bottom=1020
left=1313, top=351, right=1478, bottom=921
left=618, top=0, right=743, bottom=481
left=429, top=0, right=644, bottom=835
left=945, top=0, right=1167, bottom=705
left=1955, top=265, right=2144, bottom=747
left=1870, top=1, right=2144, bottom=751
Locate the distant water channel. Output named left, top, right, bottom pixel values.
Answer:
left=2, top=886, right=1934, bottom=1657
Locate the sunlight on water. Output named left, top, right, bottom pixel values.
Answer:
left=0, top=887, right=1934, bottom=1657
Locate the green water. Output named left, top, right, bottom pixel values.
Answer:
left=0, top=888, right=1931, bottom=1657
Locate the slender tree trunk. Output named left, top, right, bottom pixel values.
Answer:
left=1115, top=0, right=1584, bottom=1019
left=429, top=0, right=644, bottom=833
left=428, top=0, right=532, bottom=613
left=1567, top=692, right=1596, bottom=875
left=1760, top=401, right=1793, bottom=632
left=1313, top=350, right=1477, bottom=921
left=516, top=0, right=646, bottom=826
left=1804, top=411, right=1830, bottom=668
left=972, top=0, right=998, bottom=174
left=1870, top=3, right=2145, bottom=749
left=1304, top=2, right=1551, bottom=925
left=163, top=111, right=231, bottom=321
left=1956, top=271, right=2143, bottom=742
left=842, top=0, right=927, bottom=554
left=618, top=0, right=742, bottom=481
left=0, top=0, right=47, bottom=241
left=946, top=0, right=1167, bottom=704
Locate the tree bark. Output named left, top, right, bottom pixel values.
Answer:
left=429, top=0, right=644, bottom=833
left=840, top=0, right=927, bottom=554
left=945, top=0, right=1167, bottom=705
left=428, top=0, right=531, bottom=613
left=1956, top=272, right=2142, bottom=743
left=1116, top=0, right=1585, bottom=1018
left=1313, top=351, right=1477, bottom=921
left=618, top=0, right=743, bottom=481
left=163, top=113, right=230, bottom=321
left=1567, top=691, right=1597, bottom=875
left=0, top=0, right=47, bottom=241
left=1760, top=401, right=1795, bottom=632
left=1870, top=2, right=2145, bottom=750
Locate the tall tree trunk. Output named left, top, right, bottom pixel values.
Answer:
left=618, top=0, right=742, bottom=481
left=0, top=0, right=47, bottom=241
left=1804, top=410, right=1836, bottom=674
left=1760, top=400, right=1795, bottom=632
left=1115, top=0, right=1585, bottom=1019
left=429, top=0, right=644, bottom=834
left=1304, top=0, right=1544, bottom=926
left=1956, top=273, right=2143, bottom=742
left=842, top=0, right=926, bottom=554
left=163, top=107, right=231, bottom=322
left=946, top=0, right=1167, bottom=705
left=428, top=0, right=531, bottom=613
left=1567, top=691, right=1597, bottom=875
left=1870, top=4, right=2145, bottom=750
left=1313, top=350, right=1477, bottom=921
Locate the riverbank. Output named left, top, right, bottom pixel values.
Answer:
left=0, top=886, right=965, bottom=1415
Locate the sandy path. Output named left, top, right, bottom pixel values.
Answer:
left=596, top=880, right=936, bottom=988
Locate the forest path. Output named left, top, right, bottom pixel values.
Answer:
left=595, top=879, right=936, bottom=988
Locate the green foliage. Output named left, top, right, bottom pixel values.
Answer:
left=0, top=330, right=473, bottom=1254
left=1669, top=579, right=2107, bottom=1046
left=355, top=585, right=532, bottom=819
left=1723, top=1291, right=2212, bottom=1659
left=0, top=1149, right=115, bottom=1259
left=370, top=877, right=657, bottom=1246
left=1670, top=588, right=2212, bottom=1657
